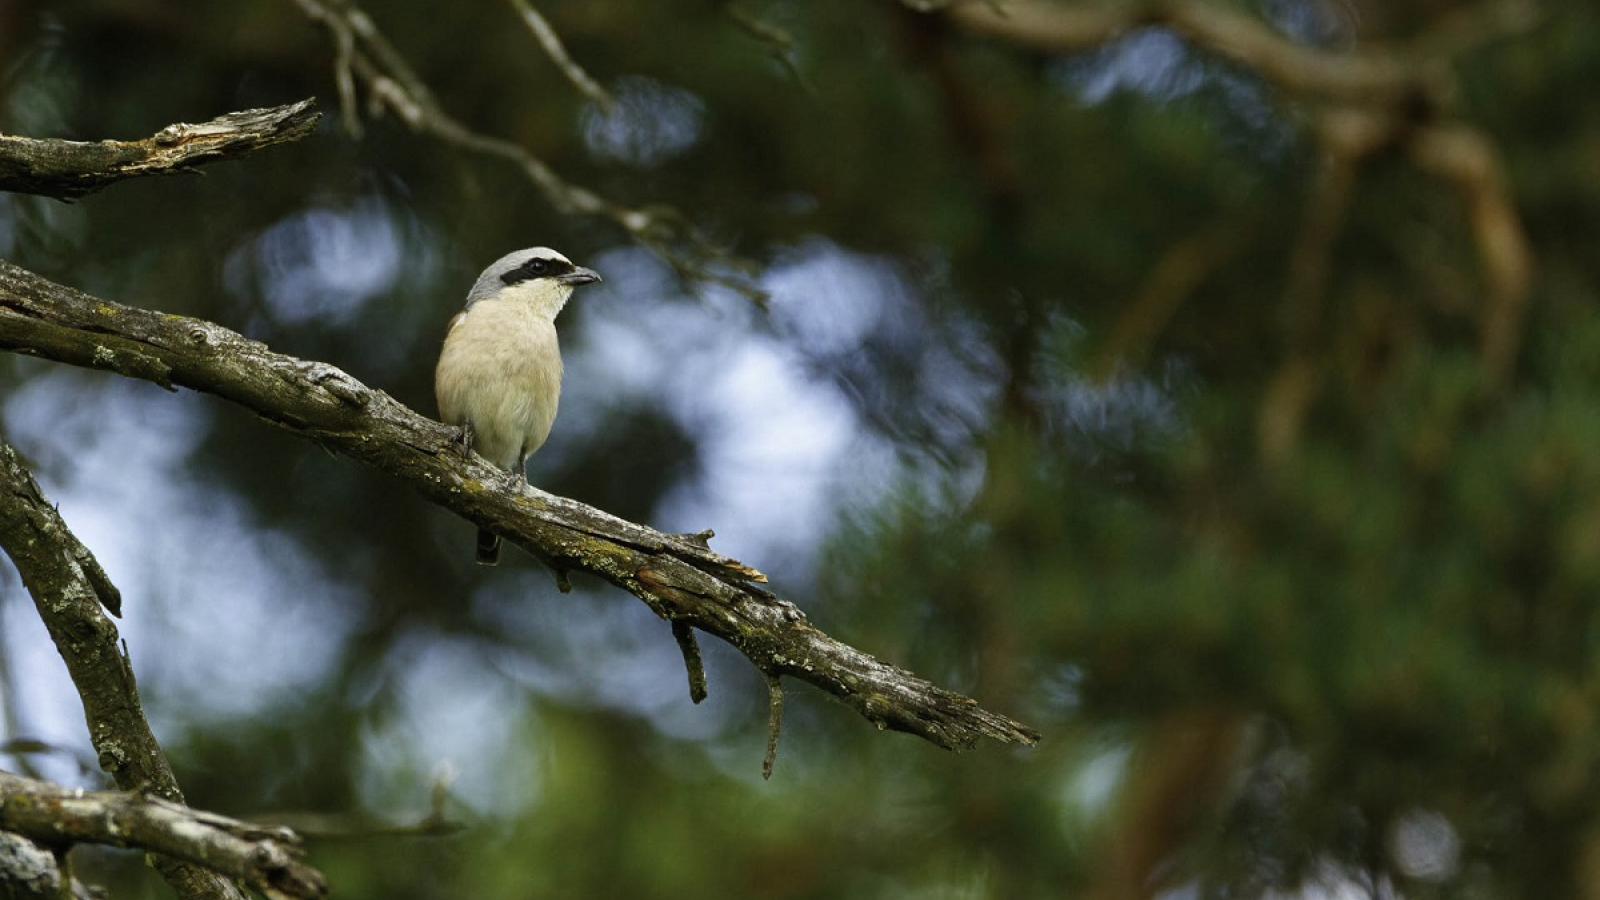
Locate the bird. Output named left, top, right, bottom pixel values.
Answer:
left=435, top=247, right=601, bottom=565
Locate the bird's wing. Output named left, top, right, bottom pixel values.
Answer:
left=443, top=310, right=467, bottom=337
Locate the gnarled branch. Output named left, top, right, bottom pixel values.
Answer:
left=0, top=830, right=97, bottom=900
left=0, top=450, right=329, bottom=898
left=0, top=259, right=1041, bottom=760
left=0, top=771, right=326, bottom=900
left=0, top=438, right=249, bottom=900
left=0, top=100, right=320, bottom=201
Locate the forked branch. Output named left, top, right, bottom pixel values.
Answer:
left=0, top=260, right=1042, bottom=762
left=0, top=771, right=326, bottom=900
left=0, top=438, right=250, bottom=900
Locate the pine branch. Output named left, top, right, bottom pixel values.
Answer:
left=937, top=0, right=1536, bottom=387
left=0, top=259, right=1042, bottom=762
left=0, top=100, right=319, bottom=201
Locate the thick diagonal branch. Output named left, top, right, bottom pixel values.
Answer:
left=0, top=259, right=1041, bottom=753
left=0, top=100, right=320, bottom=201
left=0, top=771, right=326, bottom=900
left=0, top=439, right=249, bottom=900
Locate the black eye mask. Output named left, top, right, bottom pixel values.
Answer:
left=500, top=256, right=573, bottom=286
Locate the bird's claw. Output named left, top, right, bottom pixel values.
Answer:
left=449, top=423, right=474, bottom=458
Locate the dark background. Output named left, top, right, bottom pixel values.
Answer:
left=4, top=0, right=1599, bottom=897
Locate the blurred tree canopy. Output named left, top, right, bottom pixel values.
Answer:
left=3, top=0, right=1600, bottom=898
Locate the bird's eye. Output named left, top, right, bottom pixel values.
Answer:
left=527, top=259, right=550, bottom=275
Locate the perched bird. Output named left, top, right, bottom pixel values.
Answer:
left=435, top=247, right=601, bottom=565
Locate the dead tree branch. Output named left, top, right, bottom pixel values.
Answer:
left=0, top=439, right=249, bottom=900
left=0, top=100, right=319, bottom=201
left=291, top=0, right=765, bottom=302
left=0, top=260, right=1041, bottom=760
left=505, top=0, right=615, bottom=111
left=0, top=770, right=326, bottom=900
left=0, top=830, right=97, bottom=900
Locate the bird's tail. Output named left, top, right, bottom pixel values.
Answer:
left=476, top=528, right=501, bottom=566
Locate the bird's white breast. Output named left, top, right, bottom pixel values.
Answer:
left=435, top=298, right=564, bottom=472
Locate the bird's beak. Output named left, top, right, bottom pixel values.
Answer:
left=559, top=267, right=602, bottom=286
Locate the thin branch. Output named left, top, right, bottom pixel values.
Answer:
left=671, top=620, right=709, bottom=704
left=247, top=764, right=464, bottom=839
left=239, top=811, right=465, bottom=840
left=1092, top=215, right=1257, bottom=377
left=506, top=0, right=615, bottom=111
left=1407, top=121, right=1531, bottom=386
left=723, top=4, right=812, bottom=93
left=762, top=674, right=784, bottom=780
left=0, top=100, right=320, bottom=201
left=1254, top=143, right=1356, bottom=469
left=0, top=260, right=1041, bottom=759
left=0, top=771, right=326, bottom=900
left=329, top=14, right=364, bottom=137
left=1282, top=142, right=1359, bottom=348
left=938, top=1, right=1145, bottom=53
left=1413, top=0, right=1542, bottom=59
left=0, top=439, right=248, bottom=900
left=0, top=739, right=96, bottom=779
left=293, top=0, right=766, bottom=303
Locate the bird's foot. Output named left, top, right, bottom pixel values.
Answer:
left=449, top=423, right=475, bottom=458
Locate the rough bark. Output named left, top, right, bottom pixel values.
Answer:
left=0, top=100, right=319, bottom=201
left=0, top=439, right=250, bottom=900
left=0, top=831, right=95, bottom=900
left=0, top=258, right=1041, bottom=754
left=0, top=771, right=326, bottom=900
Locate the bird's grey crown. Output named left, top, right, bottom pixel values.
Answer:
left=465, top=247, right=573, bottom=305
left=499, top=249, right=582, bottom=287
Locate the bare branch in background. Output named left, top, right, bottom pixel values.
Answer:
left=723, top=4, right=812, bottom=92
left=0, top=260, right=1042, bottom=762
left=1414, top=0, right=1542, bottom=58
left=1092, top=215, right=1258, bottom=377
left=239, top=766, right=465, bottom=839
left=292, top=0, right=766, bottom=303
left=1408, top=122, right=1532, bottom=384
left=0, top=439, right=249, bottom=900
left=938, top=0, right=1536, bottom=103
left=506, top=0, right=616, bottom=111
left=0, top=771, right=326, bottom=900
left=0, top=100, right=319, bottom=201
left=935, top=0, right=1537, bottom=387
left=1256, top=141, right=1355, bottom=468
